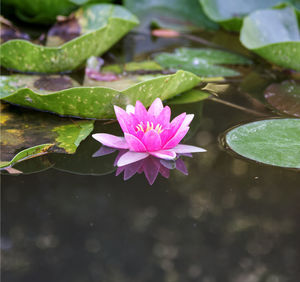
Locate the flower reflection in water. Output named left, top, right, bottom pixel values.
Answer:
left=93, top=146, right=192, bottom=185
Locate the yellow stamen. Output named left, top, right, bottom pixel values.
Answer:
left=136, top=121, right=164, bottom=134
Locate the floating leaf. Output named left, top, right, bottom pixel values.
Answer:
left=167, top=89, right=210, bottom=104
left=0, top=4, right=139, bottom=73
left=154, top=47, right=252, bottom=77
left=0, top=70, right=201, bottom=119
left=0, top=144, right=54, bottom=169
left=0, top=103, right=94, bottom=168
left=1, top=0, right=77, bottom=24
left=4, top=122, right=122, bottom=176
left=124, top=0, right=218, bottom=31
left=200, top=0, right=286, bottom=31
left=1, top=0, right=112, bottom=24
left=264, top=80, right=300, bottom=117
left=240, top=7, right=300, bottom=71
left=225, top=119, right=300, bottom=169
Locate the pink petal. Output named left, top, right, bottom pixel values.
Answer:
left=160, top=113, right=186, bottom=146
left=135, top=100, right=149, bottom=122
left=114, top=106, right=131, bottom=133
left=126, top=104, right=135, bottom=114
left=114, top=150, right=127, bottom=166
left=163, top=128, right=189, bottom=149
left=142, top=129, right=162, bottom=151
left=156, top=106, right=171, bottom=127
left=172, top=144, right=206, bottom=154
left=150, top=150, right=176, bottom=160
left=159, top=165, right=170, bottom=178
left=116, top=166, right=125, bottom=176
left=123, top=160, right=144, bottom=180
left=180, top=114, right=194, bottom=129
left=117, top=151, right=149, bottom=166
left=92, top=133, right=129, bottom=149
left=92, top=146, right=116, bottom=157
left=124, top=133, right=147, bottom=152
left=176, top=158, right=188, bottom=175
left=160, top=159, right=176, bottom=169
left=148, top=98, right=164, bottom=117
left=143, top=157, right=159, bottom=185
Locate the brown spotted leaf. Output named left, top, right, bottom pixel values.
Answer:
left=264, top=80, right=300, bottom=117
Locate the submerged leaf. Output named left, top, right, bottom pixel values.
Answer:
left=0, top=70, right=201, bottom=119
left=154, top=48, right=252, bottom=77
left=240, top=7, right=300, bottom=71
left=225, top=119, right=300, bottom=169
left=264, top=80, right=300, bottom=117
left=125, top=0, right=218, bottom=31
left=200, top=0, right=286, bottom=31
left=0, top=103, right=94, bottom=168
left=0, top=4, right=139, bottom=73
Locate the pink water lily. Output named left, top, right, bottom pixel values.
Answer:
left=93, top=98, right=206, bottom=166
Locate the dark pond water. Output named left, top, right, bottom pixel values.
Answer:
left=2, top=29, right=300, bottom=282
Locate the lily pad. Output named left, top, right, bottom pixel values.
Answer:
left=124, top=0, right=218, bottom=31
left=225, top=118, right=300, bottom=169
left=154, top=47, right=252, bottom=77
left=0, top=4, right=139, bottom=73
left=240, top=6, right=300, bottom=71
left=167, top=89, right=210, bottom=104
left=264, top=80, right=300, bottom=117
left=200, top=0, right=286, bottom=31
left=1, top=0, right=111, bottom=24
left=0, top=103, right=94, bottom=168
left=0, top=70, right=201, bottom=119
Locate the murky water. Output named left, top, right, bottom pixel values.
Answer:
left=2, top=30, right=300, bottom=282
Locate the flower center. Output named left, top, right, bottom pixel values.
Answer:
left=136, top=121, right=164, bottom=134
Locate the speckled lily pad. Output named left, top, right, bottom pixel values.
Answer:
left=200, top=0, right=286, bottom=31
left=240, top=6, right=300, bottom=71
left=0, top=4, right=139, bottom=73
left=0, top=70, right=201, bottom=119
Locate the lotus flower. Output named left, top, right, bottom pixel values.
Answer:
left=93, top=98, right=205, bottom=166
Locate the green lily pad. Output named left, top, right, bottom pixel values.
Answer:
left=240, top=6, right=300, bottom=71
left=0, top=103, right=94, bottom=168
left=264, top=80, right=300, bottom=117
left=200, top=0, right=287, bottom=31
left=1, top=0, right=111, bottom=24
left=154, top=48, right=252, bottom=77
left=124, top=0, right=218, bottom=31
left=0, top=4, right=139, bottom=73
left=1, top=0, right=77, bottom=24
left=167, top=89, right=210, bottom=104
left=225, top=118, right=300, bottom=168
left=0, top=70, right=201, bottom=119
